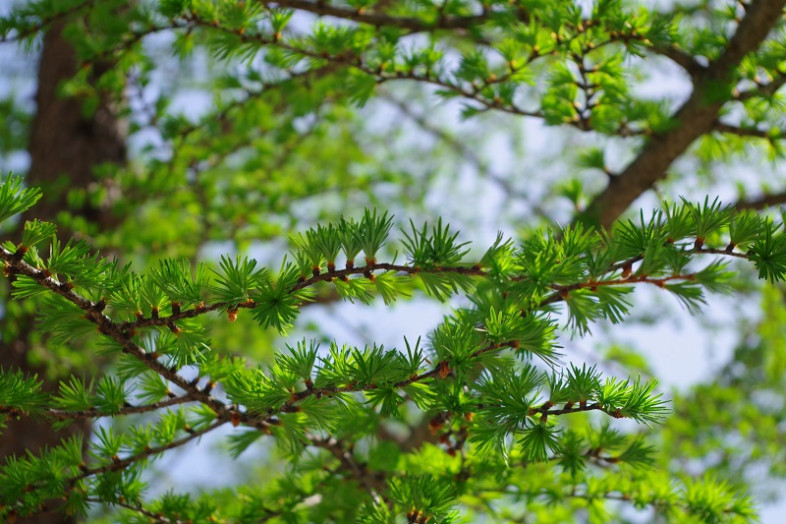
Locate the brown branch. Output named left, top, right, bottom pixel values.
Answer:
left=523, top=446, right=635, bottom=469
left=0, top=394, right=194, bottom=421
left=1, top=231, right=751, bottom=419
left=53, top=436, right=337, bottom=524
left=0, top=243, right=486, bottom=450
left=84, top=497, right=183, bottom=524
left=649, top=42, right=704, bottom=78
left=735, top=191, right=786, bottom=211
left=270, top=339, right=516, bottom=420
left=14, top=420, right=225, bottom=521
left=1, top=234, right=751, bottom=428
left=0, top=224, right=756, bottom=515
left=580, top=0, right=786, bottom=229
left=71, top=420, right=224, bottom=484
left=0, top=245, right=250, bottom=430
left=713, top=121, right=778, bottom=139
left=0, top=240, right=486, bottom=436
left=186, top=19, right=673, bottom=139
left=529, top=400, right=624, bottom=420
left=299, top=0, right=702, bottom=87
left=257, top=0, right=498, bottom=32
left=537, top=273, right=695, bottom=310
left=734, top=69, right=786, bottom=101
left=560, top=17, right=700, bottom=79
left=308, top=435, right=387, bottom=505
left=490, top=486, right=747, bottom=517
left=76, top=13, right=657, bottom=143
left=121, top=262, right=485, bottom=329
left=176, top=15, right=552, bottom=123
left=291, top=262, right=484, bottom=290
left=0, top=0, right=96, bottom=43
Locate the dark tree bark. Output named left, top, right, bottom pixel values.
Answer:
left=579, top=0, right=786, bottom=229
left=0, top=20, right=126, bottom=524
left=25, top=22, right=127, bottom=227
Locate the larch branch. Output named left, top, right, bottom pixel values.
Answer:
left=579, top=0, right=786, bottom=229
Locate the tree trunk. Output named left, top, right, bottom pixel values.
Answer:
left=0, top=20, right=126, bottom=523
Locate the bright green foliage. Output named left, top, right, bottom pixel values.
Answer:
left=2, top=0, right=786, bottom=522
left=0, top=173, right=777, bottom=521
left=0, top=367, right=47, bottom=419
left=0, top=174, right=40, bottom=225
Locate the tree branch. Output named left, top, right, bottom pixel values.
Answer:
left=649, top=42, right=705, bottom=79
left=734, top=69, right=786, bottom=101
left=0, top=245, right=251, bottom=431
left=177, top=15, right=649, bottom=138
left=14, top=420, right=225, bottom=521
left=0, top=394, right=194, bottom=421
left=579, top=0, right=786, bottom=229
left=0, top=0, right=95, bottom=43
left=257, top=0, right=499, bottom=32
left=736, top=191, right=786, bottom=211
left=713, top=121, right=777, bottom=139
left=488, top=487, right=747, bottom=517
left=74, top=421, right=225, bottom=484
left=84, top=497, right=183, bottom=524
left=308, top=435, right=388, bottom=505
left=0, top=236, right=750, bottom=428
left=119, top=262, right=485, bottom=329
left=529, top=400, right=633, bottom=421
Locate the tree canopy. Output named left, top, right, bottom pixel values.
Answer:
left=1, top=0, right=786, bottom=522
